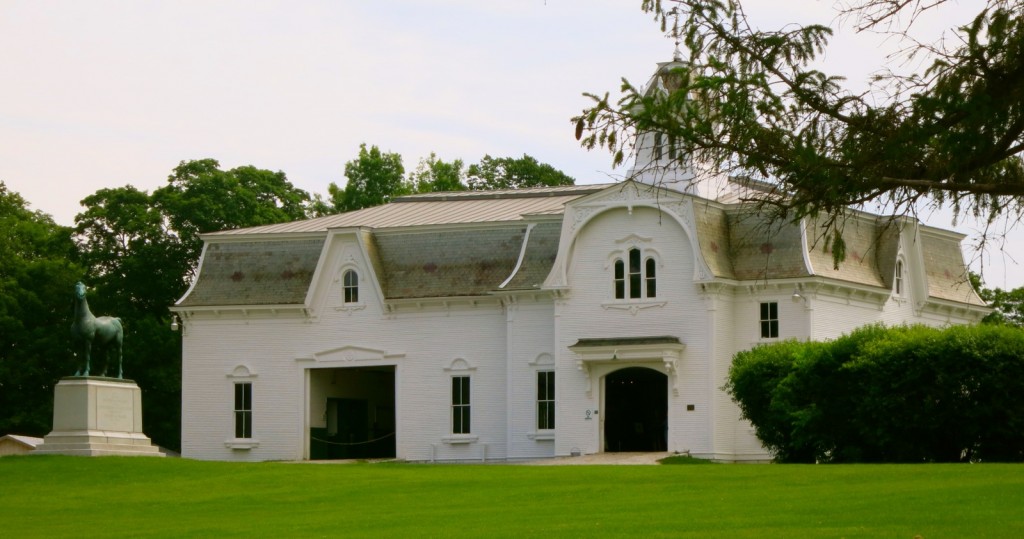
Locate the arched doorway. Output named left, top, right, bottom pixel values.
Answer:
left=603, top=367, right=668, bottom=452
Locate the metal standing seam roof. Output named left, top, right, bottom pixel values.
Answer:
left=211, top=185, right=612, bottom=236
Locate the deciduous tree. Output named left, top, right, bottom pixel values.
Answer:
left=466, top=154, right=575, bottom=190
left=410, top=153, right=467, bottom=193
left=0, top=182, right=84, bottom=437
left=971, top=273, right=1024, bottom=326
left=330, top=144, right=408, bottom=211
left=154, top=159, right=314, bottom=265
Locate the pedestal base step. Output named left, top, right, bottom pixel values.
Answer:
left=34, top=430, right=165, bottom=457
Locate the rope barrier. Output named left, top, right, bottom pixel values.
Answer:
left=310, top=432, right=395, bottom=446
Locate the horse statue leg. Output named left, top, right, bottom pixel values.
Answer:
left=116, top=331, right=124, bottom=379
left=74, top=340, right=82, bottom=376
left=82, top=342, right=92, bottom=377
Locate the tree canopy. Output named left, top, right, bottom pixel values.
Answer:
left=330, top=144, right=408, bottom=212
left=467, top=154, right=575, bottom=190
left=576, top=0, right=1024, bottom=255
left=972, top=272, right=1024, bottom=326
left=409, top=153, right=468, bottom=194
left=0, top=182, right=84, bottom=437
left=153, top=159, right=315, bottom=264
left=331, top=147, right=576, bottom=211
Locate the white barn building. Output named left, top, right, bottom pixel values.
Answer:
left=173, top=62, right=987, bottom=463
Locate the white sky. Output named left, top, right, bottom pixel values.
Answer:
left=1, top=0, right=1020, bottom=288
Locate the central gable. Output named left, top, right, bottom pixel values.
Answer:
left=543, top=181, right=711, bottom=289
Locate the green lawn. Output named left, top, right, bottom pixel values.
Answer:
left=1, top=456, right=1021, bottom=538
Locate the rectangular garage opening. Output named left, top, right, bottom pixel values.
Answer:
left=308, top=366, right=395, bottom=460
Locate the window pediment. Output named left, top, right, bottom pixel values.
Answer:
left=614, top=233, right=653, bottom=247
left=227, top=365, right=257, bottom=379
left=297, top=345, right=405, bottom=364
left=444, top=357, right=476, bottom=372
left=529, top=353, right=554, bottom=366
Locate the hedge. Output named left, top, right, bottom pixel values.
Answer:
left=726, top=324, right=1024, bottom=462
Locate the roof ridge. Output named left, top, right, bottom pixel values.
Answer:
left=393, top=184, right=611, bottom=203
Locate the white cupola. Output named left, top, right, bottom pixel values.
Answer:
left=627, top=55, right=693, bottom=188
left=627, top=54, right=735, bottom=201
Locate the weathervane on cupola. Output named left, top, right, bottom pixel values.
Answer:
left=672, top=2, right=684, bottom=63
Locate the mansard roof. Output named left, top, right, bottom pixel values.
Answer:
left=921, top=232, right=985, bottom=304
left=374, top=226, right=530, bottom=299
left=177, top=238, right=324, bottom=307
left=176, top=182, right=984, bottom=308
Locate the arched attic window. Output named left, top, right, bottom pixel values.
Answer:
left=343, top=269, right=359, bottom=304
left=614, top=248, right=657, bottom=299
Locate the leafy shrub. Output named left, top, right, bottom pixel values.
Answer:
left=726, top=324, right=1024, bottom=462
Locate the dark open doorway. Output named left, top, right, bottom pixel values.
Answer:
left=604, top=367, right=668, bottom=452
left=309, top=366, right=395, bottom=460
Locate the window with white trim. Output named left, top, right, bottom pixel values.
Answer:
left=613, top=248, right=656, bottom=299
left=537, top=371, right=555, bottom=430
left=343, top=269, right=359, bottom=304
left=451, top=376, right=471, bottom=434
left=894, top=260, right=905, bottom=297
left=234, top=382, right=252, bottom=439
left=760, top=302, right=779, bottom=339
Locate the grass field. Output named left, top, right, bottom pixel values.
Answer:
left=1, top=456, right=1022, bottom=538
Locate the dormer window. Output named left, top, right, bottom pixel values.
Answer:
left=894, top=260, right=904, bottom=297
left=614, top=248, right=656, bottom=299
left=343, top=269, right=359, bottom=304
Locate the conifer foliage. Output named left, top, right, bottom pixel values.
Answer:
left=578, top=0, right=1024, bottom=257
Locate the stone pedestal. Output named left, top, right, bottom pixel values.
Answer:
left=34, top=377, right=164, bottom=457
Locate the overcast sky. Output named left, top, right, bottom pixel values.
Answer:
left=2, top=0, right=1019, bottom=287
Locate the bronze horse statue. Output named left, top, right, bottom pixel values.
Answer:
left=71, top=281, right=124, bottom=378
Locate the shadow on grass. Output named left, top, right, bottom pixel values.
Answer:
left=658, top=454, right=719, bottom=465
